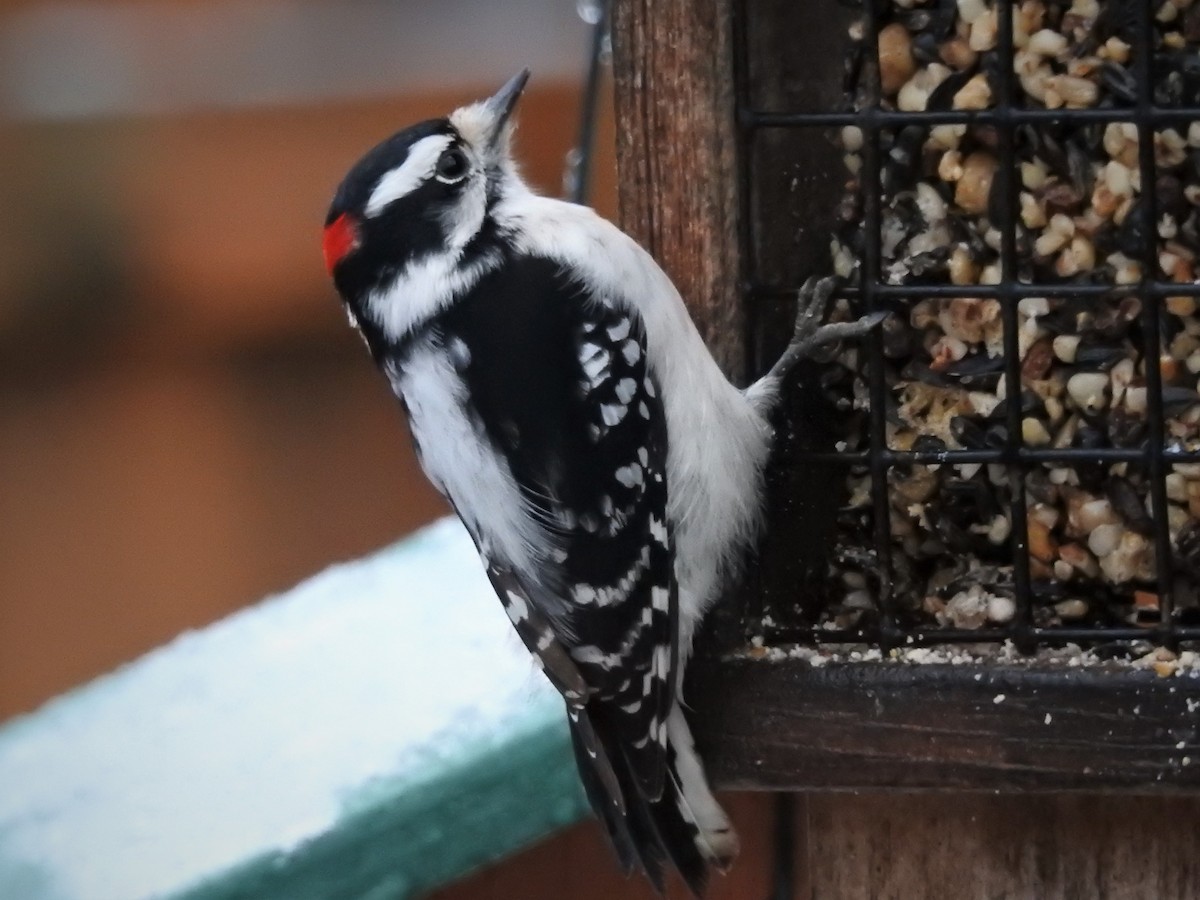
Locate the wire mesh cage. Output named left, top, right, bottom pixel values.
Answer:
left=735, top=0, right=1200, bottom=660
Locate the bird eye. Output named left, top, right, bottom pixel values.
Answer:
left=435, top=147, right=469, bottom=183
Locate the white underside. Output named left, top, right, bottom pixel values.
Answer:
left=388, top=348, right=548, bottom=576
left=667, top=704, right=738, bottom=864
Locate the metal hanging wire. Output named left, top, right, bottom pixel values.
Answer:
left=564, top=0, right=611, bottom=205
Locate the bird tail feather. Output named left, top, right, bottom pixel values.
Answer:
left=568, top=703, right=737, bottom=897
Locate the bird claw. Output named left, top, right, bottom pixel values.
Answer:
left=782, top=276, right=886, bottom=366
left=790, top=275, right=841, bottom=346
left=755, top=276, right=887, bottom=395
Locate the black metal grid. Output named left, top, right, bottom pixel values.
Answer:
left=734, top=0, right=1200, bottom=652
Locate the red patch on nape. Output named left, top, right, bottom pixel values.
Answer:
left=322, top=213, right=360, bottom=276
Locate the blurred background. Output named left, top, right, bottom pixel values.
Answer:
left=0, top=0, right=617, bottom=721
left=0, top=3, right=776, bottom=895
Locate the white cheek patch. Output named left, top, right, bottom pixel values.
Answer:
left=365, top=134, right=454, bottom=217
left=365, top=247, right=501, bottom=342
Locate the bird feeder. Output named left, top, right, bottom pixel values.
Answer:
left=611, top=0, right=1200, bottom=808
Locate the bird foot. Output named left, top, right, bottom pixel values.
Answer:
left=767, top=276, right=886, bottom=381
left=787, top=276, right=886, bottom=362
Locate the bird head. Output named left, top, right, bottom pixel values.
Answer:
left=322, top=70, right=530, bottom=330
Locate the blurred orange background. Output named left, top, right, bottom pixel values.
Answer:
left=0, top=0, right=617, bottom=722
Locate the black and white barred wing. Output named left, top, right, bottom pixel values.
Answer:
left=438, top=258, right=677, bottom=803
left=553, top=301, right=677, bottom=804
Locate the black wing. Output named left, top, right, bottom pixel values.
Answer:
left=439, top=255, right=677, bottom=801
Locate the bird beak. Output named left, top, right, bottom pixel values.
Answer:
left=483, top=69, right=530, bottom=149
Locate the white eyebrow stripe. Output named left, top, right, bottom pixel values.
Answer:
left=365, top=134, right=454, bottom=217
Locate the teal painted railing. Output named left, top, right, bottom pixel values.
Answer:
left=0, top=519, right=588, bottom=900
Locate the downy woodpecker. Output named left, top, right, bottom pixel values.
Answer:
left=323, top=71, right=878, bottom=895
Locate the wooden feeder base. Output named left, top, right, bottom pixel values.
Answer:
left=689, top=657, right=1200, bottom=791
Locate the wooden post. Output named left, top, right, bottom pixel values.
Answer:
left=797, top=794, right=1200, bottom=899
left=611, top=0, right=744, bottom=380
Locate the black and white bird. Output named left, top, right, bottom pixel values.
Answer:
left=323, top=71, right=877, bottom=895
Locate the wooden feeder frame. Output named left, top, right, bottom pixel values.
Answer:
left=610, top=0, right=1200, bottom=794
